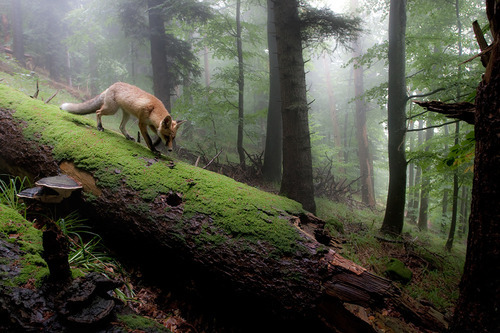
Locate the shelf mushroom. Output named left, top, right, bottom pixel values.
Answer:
left=17, top=175, right=82, bottom=203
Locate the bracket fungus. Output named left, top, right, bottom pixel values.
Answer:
left=17, top=175, right=82, bottom=203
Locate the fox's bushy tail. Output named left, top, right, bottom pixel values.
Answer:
left=60, top=93, right=105, bottom=115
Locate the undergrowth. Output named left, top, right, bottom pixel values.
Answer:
left=0, top=175, right=134, bottom=300
left=316, top=197, right=465, bottom=315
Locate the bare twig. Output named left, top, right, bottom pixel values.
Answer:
left=31, top=80, right=39, bottom=99
left=45, top=90, right=59, bottom=104
left=203, top=149, right=223, bottom=169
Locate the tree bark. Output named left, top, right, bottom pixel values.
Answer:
left=350, top=13, right=375, bottom=208
left=417, top=125, right=433, bottom=231
left=262, top=0, right=282, bottom=182
left=381, top=0, right=407, bottom=235
left=0, top=87, right=447, bottom=332
left=450, top=1, right=500, bottom=330
left=148, top=0, right=171, bottom=110
left=417, top=1, right=500, bottom=330
left=11, top=0, right=25, bottom=67
left=236, top=0, right=245, bottom=167
left=445, top=122, right=460, bottom=251
left=274, top=0, right=316, bottom=214
left=406, top=120, right=417, bottom=224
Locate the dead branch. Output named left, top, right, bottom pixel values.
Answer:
left=413, top=100, right=475, bottom=125
left=31, top=80, right=39, bottom=99
left=203, top=149, right=223, bottom=169
left=45, top=90, right=59, bottom=104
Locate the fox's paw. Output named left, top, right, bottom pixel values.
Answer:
left=97, top=126, right=104, bottom=132
left=125, top=135, right=135, bottom=141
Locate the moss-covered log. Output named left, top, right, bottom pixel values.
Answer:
left=0, top=84, right=446, bottom=332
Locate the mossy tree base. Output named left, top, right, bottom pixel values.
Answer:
left=0, top=85, right=448, bottom=332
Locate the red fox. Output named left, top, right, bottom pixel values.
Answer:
left=60, top=82, right=185, bottom=154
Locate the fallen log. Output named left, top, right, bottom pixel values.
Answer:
left=0, top=84, right=447, bottom=332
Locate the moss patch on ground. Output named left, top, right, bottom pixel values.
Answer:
left=117, top=314, right=172, bottom=332
left=0, top=83, right=307, bottom=255
left=0, top=204, right=49, bottom=286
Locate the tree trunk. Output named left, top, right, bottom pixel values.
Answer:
left=11, top=0, right=25, bottom=67
left=147, top=0, right=171, bottom=110
left=406, top=120, right=416, bottom=223
left=322, top=56, right=342, bottom=158
left=408, top=120, right=423, bottom=224
left=441, top=124, right=449, bottom=232
left=451, top=1, right=500, bottom=330
left=445, top=122, right=460, bottom=251
left=381, top=0, right=407, bottom=235
left=236, top=0, right=245, bottom=167
left=88, top=42, right=98, bottom=96
left=262, top=0, right=282, bottom=183
left=351, top=18, right=375, bottom=207
left=274, top=0, right=316, bottom=214
left=417, top=125, right=433, bottom=231
left=0, top=85, right=448, bottom=333
left=458, top=185, right=469, bottom=238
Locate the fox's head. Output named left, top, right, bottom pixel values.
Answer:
left=158, top=115, right=186, bottom=151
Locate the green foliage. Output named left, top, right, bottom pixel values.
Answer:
left=299, top=3, right=362, bottom=47
left=117, top=313, right=172, bottom=332
left=0, top=175, right=30, bottom=217
left=441, top=130, right=475, bottom=171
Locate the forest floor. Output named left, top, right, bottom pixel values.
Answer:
left=0, top=54, right=466, bottom=332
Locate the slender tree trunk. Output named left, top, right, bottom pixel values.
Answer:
left=236, top=0, right=245, bottom=166
left=350, top=2, right=375, bottom=207
left=262, top=0, right=283, bottom=182
left=147, top=0, right=171, bottom=109
left=446, top=0, right=463, bottom=250
left=441, top=124, right=450, bottom=233
left=417, top=124, right=433, bottom=231
left=445, top=124, right=461, bottom=251
left=274, top=0, right=316, bottom=214
left=204, top=46, right=210, bottom=88
left=88, top=42, right=98, bottom=96
left=322, top=56, right=342, bottom=154
left=458, top=185, right=468, bottom=238
left=445, top=169, right=459, bottom=251
left=407, top=120, right=416, bottom=222
left=263, top=0, right=282, bottom=182
left=381, top=0, right=407, bottom=235
left=11, top=0, right=25, bottom=67
left=408, top=120, right=423, bottom=224
left=451, top=1, right=500, bottom=330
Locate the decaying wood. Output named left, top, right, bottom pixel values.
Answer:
left=413, top=100, right=475, bottom=125
left=31, top=80, right=39, bottom=99
left=0, top=106, right=448, bottom=332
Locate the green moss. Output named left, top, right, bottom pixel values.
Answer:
left=117, top=314, right=171, bottom=332
left=385, top=258, right=412, bottom=284
left=0, top=84, right=308, bottom=255
left=0, top=204, right=49, bottom=286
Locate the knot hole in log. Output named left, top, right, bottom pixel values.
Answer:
left=166, top=191, right=183, bottom=207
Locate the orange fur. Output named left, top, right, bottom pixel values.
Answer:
left=61, top=82, right=185, bottom=153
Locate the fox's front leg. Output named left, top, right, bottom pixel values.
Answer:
left=138, top=123, right=159, bottom=154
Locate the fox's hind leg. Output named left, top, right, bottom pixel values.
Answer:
left=95, top=97, right=119, bottom=131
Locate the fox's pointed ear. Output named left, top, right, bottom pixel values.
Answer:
left=162, top=115, right=172, bottom=128
left=176, top=120, right=187, bottom=127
